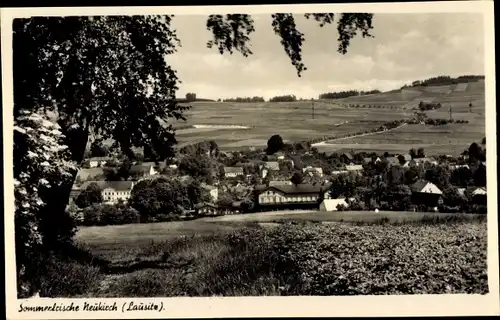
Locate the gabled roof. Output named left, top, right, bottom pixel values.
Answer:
left=342, top=152, right=353, bottom=160
left=414, top=157, right=436, bottom=163
left=200, top=183, right=217, bottom=190
left=263, top=161, right=280, bottom=171
left=76, top=168, right=105, bottom=180
left=80, top=180, right=134, bottom=191
left=130, top=164, right=153, bottom=173
left=468, top=186, right=487, bottom=196
left=345, top=164, right=363, bottom=171
left=255, top=182, right=331, bottom=195
left=320, top=198, right=349, bottom=211
left=269, top=180, right=293, bottom=186
left=194, top=202, right=218, bottom=209
left=410, top=180, right=442, bottom=194
left=303, top=167, right=324, bottom=174
left=88, top=156, right=112, bottom=162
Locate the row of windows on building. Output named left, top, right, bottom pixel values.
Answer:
left=259, top=195, right=319, bottom=203
left=103, top=191, right=130, bottom=196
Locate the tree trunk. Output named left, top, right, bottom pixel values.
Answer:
left=40, top=119, right=90, bottom=250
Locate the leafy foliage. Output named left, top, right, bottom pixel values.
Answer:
left=75, top=182, right=103, bottom=208
left=267, top=134, right=284, bottom=155
left=14, top=109, right=77, bottom=297
left=207, top=13, right=374, bottom=76
left=290, top=172, right=305, bottom=186
left=129, top=177, right=208, bottom=221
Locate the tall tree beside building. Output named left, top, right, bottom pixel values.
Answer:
left=75, top=183, right=103, bottom=208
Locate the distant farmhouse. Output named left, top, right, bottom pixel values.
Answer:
left=458, top=186, right=487, bottom=205
left=260, top=161, right=280, bottom=178
left=340, top=152, right=354, bottom=163
left=413, top=157, right=438, bottom=166
left=194, top=202, right=219, bottom=216
left=130, top=164, right=157, bottom=180
left=87, top=156, right=112, bottom=168
left=319, top=198, right=355, bottom=211
left=302, top=166, right=324, bottom=177
left=410, top=180, right=443, bottom=206
left=76, top=168, right=105, bottom=182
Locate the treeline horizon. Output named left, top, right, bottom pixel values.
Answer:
left=318, top=89, right=382, bottom=100
left=178, top=74, right=484, bottom=103
left=402, top=75, right=485, bottom=89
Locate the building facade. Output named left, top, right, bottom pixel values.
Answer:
left=255, top=183, right=331, bottom=210
left=76, top=181, right=135, bottom=205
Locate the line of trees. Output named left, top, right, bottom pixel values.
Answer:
left=185, top=92, right=197, bottom=102
left=222, top=96, right=265, bottom=103
left=405, top=75, right=484, bottom=88
left=269, top=95, right=297, bottom=102
left=319, top=89, right=381, bottom=99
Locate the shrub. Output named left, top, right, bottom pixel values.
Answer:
left=39, top=257, right=103, bottom=297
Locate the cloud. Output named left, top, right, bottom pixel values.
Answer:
left=168, top=13, right=484, bottom=100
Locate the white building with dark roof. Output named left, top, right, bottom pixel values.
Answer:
left=224, top=166, right=244, bottom=178
left=77, top=180, right=135, bottom=204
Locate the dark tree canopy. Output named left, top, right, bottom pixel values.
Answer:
left=90, top=141, right=108, bottom=158
left=75, top=183, right=103, bottom=208
left=267, top=134, right=284, bottom=155
left=291, top=171, right=305, bottom=186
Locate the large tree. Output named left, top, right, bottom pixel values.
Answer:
left=74, top=182, right=103, bottom=208
left=13, top=13, right=374, bottom=295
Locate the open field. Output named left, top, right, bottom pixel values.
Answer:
left=316, top=120, right=485, bottom=156
left=95, top=81, right=484, bottom=155
left=165, top=81, right=485, bottom=155
left=75, top=210, right=484, bottom=261
left=49, top=217, right=487, bottom=297
left=172, top=101, right=415, bottom=149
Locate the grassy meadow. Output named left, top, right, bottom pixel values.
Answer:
left=40, top=212, right=488, bottom=298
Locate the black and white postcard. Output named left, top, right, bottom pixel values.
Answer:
left=2, top=1, right=499, bottom=319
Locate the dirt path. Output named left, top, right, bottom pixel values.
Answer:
left=311, top=123, right=408, bottom=147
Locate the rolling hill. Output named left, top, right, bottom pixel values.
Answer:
left=170, top=79, right=485, bottom=156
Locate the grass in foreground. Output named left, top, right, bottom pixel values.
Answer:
left=43, top=218, right=488, bottom=297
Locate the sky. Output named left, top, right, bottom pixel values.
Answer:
left=167, top=13, right=484, bottom=100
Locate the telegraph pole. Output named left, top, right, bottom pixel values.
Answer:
left=449, top=104, right=453, bottom=122
left=312, top=100, right=315, bottom=119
